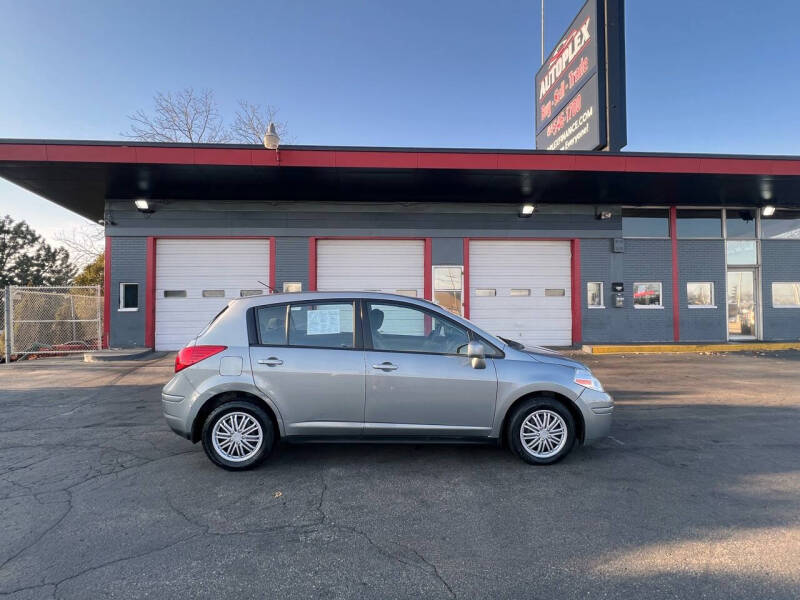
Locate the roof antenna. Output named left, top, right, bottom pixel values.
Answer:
left=258, top=280, right=279, bottom=294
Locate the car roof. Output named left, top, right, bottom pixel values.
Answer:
left=231, top=290, right=438, bottom=307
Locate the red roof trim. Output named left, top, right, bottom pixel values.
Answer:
left=1, top=143, right=800, bottom=176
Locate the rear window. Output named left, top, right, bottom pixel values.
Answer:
left=197, top=306, right=228, bottom=337
left=256, top=305, right=288, bottom=345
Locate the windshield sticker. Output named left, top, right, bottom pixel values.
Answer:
left=306, top=308, right=341, bottom=335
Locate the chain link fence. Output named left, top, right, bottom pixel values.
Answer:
left=2, top=286, right=102, bottom=362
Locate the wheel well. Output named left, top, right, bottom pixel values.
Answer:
left=190, top=391, right=280, bottom=443
left=500, top=391, right=585, bottom=446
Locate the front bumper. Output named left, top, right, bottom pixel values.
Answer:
left=576, top=388, right=614, bottom=444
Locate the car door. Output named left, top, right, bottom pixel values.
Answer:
left=363, top=300, right=498, bottom=437
left=249, top=300, right=365, bottom=436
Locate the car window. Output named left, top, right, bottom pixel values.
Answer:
left=367, top=302, right=470, bottom=355
left=288, top=302, right=355, bottom=349
left=255, top=304, right=287, bottom=345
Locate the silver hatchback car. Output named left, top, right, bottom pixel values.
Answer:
left=162, top=292, right=613, bottom=470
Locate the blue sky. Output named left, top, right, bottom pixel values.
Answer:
left=1, top=0, right=799, bottom=243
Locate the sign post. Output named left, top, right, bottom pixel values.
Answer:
left=534, top=0, right=626, bottom=151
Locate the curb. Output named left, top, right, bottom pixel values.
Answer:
left=84, top=348, right=158, bottom=362
left=582, top=342, right=800, bottom=355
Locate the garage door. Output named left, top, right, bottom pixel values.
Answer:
left=469, top=240, right=571, bottom=347
left=316, top=240, right=425, bottom=297
left=155, top=239, right=270, bottom=351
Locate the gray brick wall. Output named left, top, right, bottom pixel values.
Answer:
left=106, top=200, right=619, bottom=238
left=109, top=237, right=147, bottom=348
left=581, top=238, right=673, bottom=343
left=274, top=237, right=309, bottom=292
left=761, top=240, right=800, bottom=340
left=432, top=238, right=463, bottom=265
left=678, top=240, right=726, bottom=342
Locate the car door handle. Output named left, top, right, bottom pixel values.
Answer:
left=258, top=357, right=284, bottom=366
left=372, top=362, right=398, bottom=371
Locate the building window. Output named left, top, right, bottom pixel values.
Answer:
left=475, top=288, right=496, bottom=297
left=726, top=240, right=758, bottom=265
left=587, top=282, right=604, bottom=308
left=633, top=282, right=662, bottom=308
left=240, top=289, right=263, bottom=297
left=395, top=289, right=418, bottom=297
left=676, top=209, right=722, bottom=238
left=202, top=289, right=225, bottom=298
left=163, top=290, right=186, bottom=298
left=761, top=210, right=800, bottom=239
left=510, top=289, right=530, bottom=296
left=772, top=282, right=800, bottom=307
left=433, top=266, right=463, bottom=316
left=725, top=209, right=756, bottom=238
left=544, top=288, right=566, bottom=297
left=282, top=282, right=302, bottom=293
left=119, top=283, right=139, bottom=311
left=687, top=282, right=715, bottom=308
left=622, top=208, right=670, bottom=238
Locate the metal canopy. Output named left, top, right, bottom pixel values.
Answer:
left=1, top=139, right=798, bottom=221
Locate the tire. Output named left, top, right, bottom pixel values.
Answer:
left=201, top=401, right=275, bottom=470
left=507, top=397, right=576, bottom=465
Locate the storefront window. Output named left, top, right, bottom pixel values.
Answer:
left=687, top=282, right=715, bottom=307
left=771, top=282, right=800, bottom=307
left=726, top=240, right=758, bottom=265
left=622, top=208, right=670, bottom=238
left=587, top=282, right=604, bottom=308
left=761, top=210, right=800, bottom=239
left=633, top=282, right=662, bottom=308
left=676, top=209, right=722, bottom=238
left=725, top=209, right=756, bottom=238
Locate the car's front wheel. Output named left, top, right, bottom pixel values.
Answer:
left=201, top=401, right=274, bottom=470
left=507, top=397, right=576, bottom=465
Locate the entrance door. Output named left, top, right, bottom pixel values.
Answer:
left=727, top=270, right=758, bottom=340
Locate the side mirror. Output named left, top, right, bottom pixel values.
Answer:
left=467, top=341, right=486, bottom=369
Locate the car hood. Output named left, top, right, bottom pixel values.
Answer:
left=521, top=345, right=587, bottom=370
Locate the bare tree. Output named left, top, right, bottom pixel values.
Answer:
left=123, top=88, right=231, bottom=143
left=123, top=88, right=290, bottom=145
left=54, top=224, right=104, bottom=269
left=230, top=100, right=290, bottom=145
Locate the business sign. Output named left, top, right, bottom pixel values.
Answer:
left=534, top=0, right=627, bottom=151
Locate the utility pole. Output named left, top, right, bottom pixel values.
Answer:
left=4, top=286, right=11, bottom=364
left=541, top=0, right=545, bottom=64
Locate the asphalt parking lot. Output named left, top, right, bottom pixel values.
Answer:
left=0, top=351, right=798, bottom=599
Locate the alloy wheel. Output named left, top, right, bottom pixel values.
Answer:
left=211, top=411, right=264, bottom=462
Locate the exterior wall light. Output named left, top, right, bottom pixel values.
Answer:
left=596, top=210, right=613, bottom=220
left=761, top=205, right=776, bottom=217
left=263, top=122, right=280, bottom=150
left=520, top=204, right=535, bottom=217
left=134, top=199, right=153, bottom=213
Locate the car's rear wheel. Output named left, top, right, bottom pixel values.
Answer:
left=507, top=397, right=576, bottom=465
left=201, top=401, right=274, bottom=470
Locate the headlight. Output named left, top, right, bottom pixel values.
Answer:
left=574, top=369, right=604, bottom=392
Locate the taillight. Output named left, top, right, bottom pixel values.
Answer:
left=175, top=345, right=227, bottom=373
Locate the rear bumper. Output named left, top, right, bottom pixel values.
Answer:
left=162, top=390, right=192, bottom=439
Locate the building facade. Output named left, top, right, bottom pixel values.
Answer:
left=1, top=140, right=799, bottom=350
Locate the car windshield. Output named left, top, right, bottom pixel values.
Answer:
left=498, top=336, right=524, bottom=350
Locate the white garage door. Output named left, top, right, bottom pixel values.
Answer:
left=316, top=240, right=424, bottom=297
left=155, top=239, right=270, bottom=351
left=469, top=240, right=571, bottom=347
